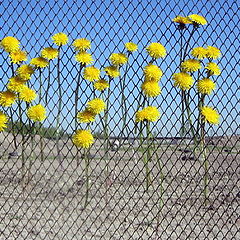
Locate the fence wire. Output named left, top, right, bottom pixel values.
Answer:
left=0, top=0, right=239, bottom=239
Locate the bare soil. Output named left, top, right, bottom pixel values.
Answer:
left=0, top=132, right=239, bottom=239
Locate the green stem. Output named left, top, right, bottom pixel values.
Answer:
left=75, top=65, right=84, bottom=165
left=183, top=91, right=198, bottom=145
left=104, top=79, right=111, bottom=176
left=39, top=122, right=44, bottom=162
left=56, top=46, right=62, bottom=169
left=83, top=148, right=90, bottom=209
left=183, top=25, right=197, bottom=60
left=145, top=121, right=152, bottom=191
left=10, top=63, right=18, bottom=151
left=103, top=77, right=112, bottom=207
left=201, top=119, right=208, bottom=205
left=45, top=63, right=51, bottom=104
left=27, top=122, right=35, bottom=185
left=120, top=54, right=131, bottom=142
left=180, top=90, right=186, bottom=137
left=38, top=69, right=42, bottom=103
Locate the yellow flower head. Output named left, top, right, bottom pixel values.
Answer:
left=191, top=47, right=207, bottom=60
left=72, top=129, right=94, bottom=148
left=181, top=59, right=202, bottom=72
left=17, top=64, right=34, bottom=80
left=72, top=38, right=91, bottom=51
left=146, top=42, right=166, bottom=59
left=0, top=111, right=8, bottom=132
left=83, top=66, right=100, bottom=81
left=188, top=14, right=207, bottom=25
left=144, top=64, right=163, bottom=82
left=201, top=106, right=220, bottom=125
left=30, top=57, right=49, bottom=68
left=41, top=47, right=59, bottom=60
left=125, top=42, right=138, bottom=52
left=141, top=81, right=161, bottom=97
left=205, top=62, right=221, bottom=76
left=172, top=16, right=192, bottom=24
left=104, top=66, right=120, bottom=78
left=27, top=104, right=46, bottom=122
left=0, top=90, right=17, bottom=107
left=77, top=110, right=96, bottom=123
left=173, top=72, right=194, bottom=90
left=135, top=106, right=160, bottom=122
left=19, top=86, right=37, bottom=103
left=7, top=76, right=26, bottom=93
left=94, top=79, right=109, bottom=91
left=51, top=32, right=68, bottom=46
left=86, top=98, right=106, bottom=114
left=197, top=78, right=216, bottom=95
left=206, top=46, right=221, bottom=59
left=109, top=53, right=128, bottom=66
left=0, top=36, right=20, bottom=52
left=9, top=50, right=27, bottom=64
left=75, top=52, right=93, bottom=65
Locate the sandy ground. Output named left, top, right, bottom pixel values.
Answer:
left=0, top=132, right=239, bottom=239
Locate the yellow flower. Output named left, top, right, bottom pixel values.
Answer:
left=141, top=81, right=161, bottom=97
left=83, top=66, right=100, bottom=81
left=109, top=53, right=128, bottom=65
left=188, top=14, right=207, bottom=25
left=17, top=64, right=34, bottom=80
left=125, top=42, right=138, bottom=52
left=146, top=42, right=166, bottom=59
left=51, top=32, right=68, bottom=46
left=9, top=50, right=27, bottom=64
left=0, top=90, right=17, bottom=107
left=172, top=16, right=192, bottom=24
left=135, top=106, right=160, bottom=122
left=173, top=72, right=194, bottom=90
left=201, top=106, right=220, bottom=125
left=27, top=104, right=46, bottom=122
left=41, top=47, right=59, bottom=60
left=94, top=79, right=109, bottom=91
left=205, top=62, right=221, bottom=75
left=191, top=47, right=207, bottom=60
left=7, top=76, right=26, bottom=93
left=75, top=52, right=93, bottom=65
left=72, top=38, right=91, bottom=51
left=143, top=64, right=163, bottom=82
left=206, top=46, right=221, bottom=59
left=197, top=78, right=216, bottom=95
left=104, top=66, right=120, bottom=78
left=86, top=98, right=106, bottom=114
left=72, top=129, right=94, bottom=148
left=77, top=110, right=96, bottom=123
left=0, top=36, right=20, bottom=52
left=0, top=111, right=8, bottom=132
left=181, top=59, right=201, bottom=72
left=30, top=57, right=49, bottom=68
left=19, top=86, right=37, bottom=103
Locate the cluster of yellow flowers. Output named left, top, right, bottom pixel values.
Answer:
left=73, top=98, right=106, bottom=148
left=135, top=42, right=166, bottom=122
left=172, top=14, right=220, bottom=125
left=172, top=14, right=207, bottom=26
left=0, top=36, right=50, bottom=130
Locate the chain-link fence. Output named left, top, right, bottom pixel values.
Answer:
left=0, top=0, right=239, bottom=239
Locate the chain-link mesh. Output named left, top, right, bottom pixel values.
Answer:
left=0, top=0, right=239, bottom=239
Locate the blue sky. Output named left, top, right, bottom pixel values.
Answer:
left=0, top=0, right=239, bottom=137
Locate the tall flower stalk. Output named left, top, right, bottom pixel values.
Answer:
left=136, top=106, right=160, bottom=190
left=173, top=14, right=206, bottom=143
left=135, top=42, right=165, bottom=191
left=51, top=32, right=68, bottom=169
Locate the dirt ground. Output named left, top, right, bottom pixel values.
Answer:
left=0, top=132, right=239, bottom=239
